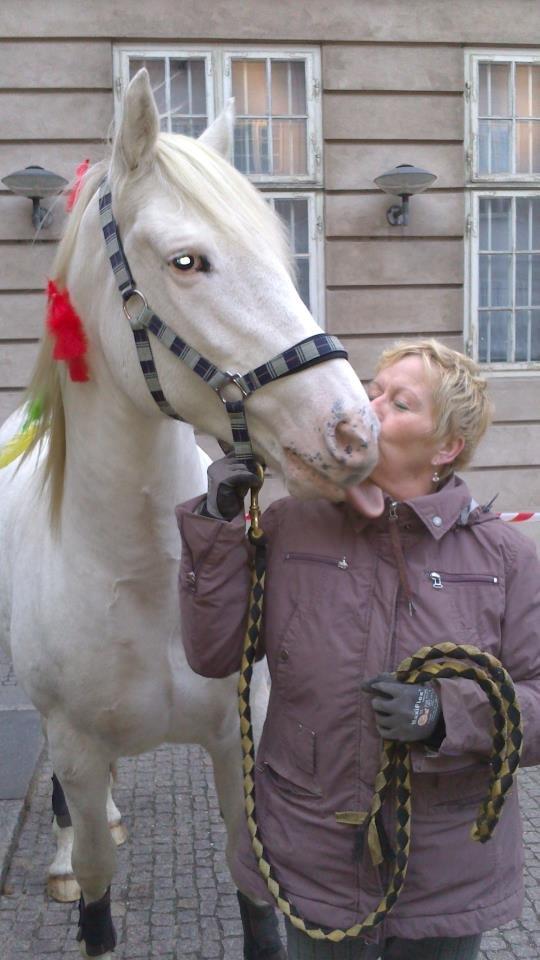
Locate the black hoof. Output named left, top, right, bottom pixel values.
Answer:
left=237, top=890, right=287, bottom=959
left=76, top=886, right=117, bottom=956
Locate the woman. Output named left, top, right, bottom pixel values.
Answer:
left=175, top=339, right=540, bottom=960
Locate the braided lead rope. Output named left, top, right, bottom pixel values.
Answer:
left=238, top=534, right=524, bottom=941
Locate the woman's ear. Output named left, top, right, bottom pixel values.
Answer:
left=433, top=436, right=465, bottom=469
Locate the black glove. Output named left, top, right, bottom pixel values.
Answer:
left=203, top=453, right=261, bottom=521
left=362, top=673, right=443, bottom=743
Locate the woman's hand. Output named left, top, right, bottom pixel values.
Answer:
left=362, top=674, right=443, bottom=743
left=203, top=453, right=262, bottom=521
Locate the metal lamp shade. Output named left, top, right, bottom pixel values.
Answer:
left=373, top=164, right=437, bottom=197
left=1, top=165, right=68, bottom=199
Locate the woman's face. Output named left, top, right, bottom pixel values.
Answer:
left=367, top=355, right=445, bottom=499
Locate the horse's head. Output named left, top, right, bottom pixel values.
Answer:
left=67, top=69, right=379, bottom=503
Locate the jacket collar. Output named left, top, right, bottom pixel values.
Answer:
left=345, top=475, right=497, bottom=540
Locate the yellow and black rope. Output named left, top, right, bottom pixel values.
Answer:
left=237, top=496, right=523, bottom=942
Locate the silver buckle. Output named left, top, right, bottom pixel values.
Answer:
left=122, top=289, right=148, bottom=327
left=216, top=372, right=249, bottom=405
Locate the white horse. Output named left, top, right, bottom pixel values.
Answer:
left=0, top=70, right=379, bottom=958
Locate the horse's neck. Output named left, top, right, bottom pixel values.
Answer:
left=60, top=363, right=204, bottom=564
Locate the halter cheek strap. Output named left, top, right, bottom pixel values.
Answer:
left=98, top=178, right=348, bottom=465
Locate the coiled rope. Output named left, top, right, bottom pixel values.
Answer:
left=238, top=486, right=523, bottom=942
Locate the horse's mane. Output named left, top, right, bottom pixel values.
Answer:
left=22, top=134, right=292, bottom=527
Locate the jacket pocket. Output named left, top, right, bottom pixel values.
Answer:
left=285, top=551, right=350, bottom=571
left=258, top=712, right=322, bottom=799
left=425, top=570, right=499, bottom=589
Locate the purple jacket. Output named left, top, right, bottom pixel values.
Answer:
left=176, top=475, right=540, bottom=942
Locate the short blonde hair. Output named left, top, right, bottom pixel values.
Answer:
left=375, top=338, right=493, bottom=477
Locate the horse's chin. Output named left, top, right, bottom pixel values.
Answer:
left=281, top=448, right=356, bottom=502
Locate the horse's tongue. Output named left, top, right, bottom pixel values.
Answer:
left=345, top=479, right=385, bottom=518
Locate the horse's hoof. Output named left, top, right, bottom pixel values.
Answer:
left=48, top=872, right=81, bottom=902
left=109, top=820, right=127, bottom=846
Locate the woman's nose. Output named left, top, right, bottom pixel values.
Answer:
left=369, top=396, right=383, bottom=422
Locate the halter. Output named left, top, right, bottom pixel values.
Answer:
left=98, top=178, right=347, bottom=466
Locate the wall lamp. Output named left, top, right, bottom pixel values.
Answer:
left=373, top=163, right=437, bottom=226
left=1, top=165, right=68, bottom=229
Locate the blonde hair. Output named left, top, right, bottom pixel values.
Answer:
left=376, top=338, right=493, bottom=477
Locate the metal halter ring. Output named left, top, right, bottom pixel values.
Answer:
left=122, top=289, right=148, bottom=328
left=216, top=372, right=249, bottom=405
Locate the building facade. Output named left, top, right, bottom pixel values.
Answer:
left=0, top=1, right=538, bottom=544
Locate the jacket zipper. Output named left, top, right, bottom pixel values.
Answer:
left=284, top=552, right=349, bottom=570
left=428, top=571, right=498, bottom=589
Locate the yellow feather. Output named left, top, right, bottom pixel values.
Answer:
left=0, top=425, right=39, bottom=469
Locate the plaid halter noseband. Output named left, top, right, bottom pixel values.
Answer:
left=98, top=178, right=348, bottom=466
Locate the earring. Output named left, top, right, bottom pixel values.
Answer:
left=432, top=467, right=440, bottom=485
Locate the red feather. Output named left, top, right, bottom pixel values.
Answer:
left=46, top=280, right=89, bottom=382
left=66, top=158, right=90, bottom=212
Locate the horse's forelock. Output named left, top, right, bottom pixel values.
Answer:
left=153, top=134, right=294, bottom=277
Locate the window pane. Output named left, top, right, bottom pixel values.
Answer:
left=516, top=253, right=540, bottom=306
left=479, top=63, right=511, bottom=116
left=515, top=310, right=531, bottom=360
left=234, top=119, right=270, bottom=174
left=272, top=119, right=308, bottom=175
left=532, top=310, right=540, bottom=359
left=295, top=257, right=310, bottom=309
left=516, top=197, right=540, bottom=250
left=478, top=311, right=512, bottom=361
left=516, top=120, right=540, bottom=174
left=170, top=59, right=206, bottom=115
left=171, top=116, right=207, bottom=137
left=479, top=254, right=511, bottom=307
left=129, top=58, right=167, bottom=117
left=232, top=60, right=267, bottom=115
left=271, top=60, right=306, bottom=115
left=479, top=120, right=511, bottom=174
left=515, top=309, right=540, bottom=360
left=516, top=64, right=540, bottom=117
left=273, top=198, right=309, bottom=253
left=479, top=197, right=511, bottom=251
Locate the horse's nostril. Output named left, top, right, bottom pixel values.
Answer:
left=335, top=420, right=368, bottom=454
left=325, top=416, right=376, bottom=470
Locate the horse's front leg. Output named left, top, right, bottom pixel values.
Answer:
left=48, top=719, right=117, bottom=959
left=48, top=767, right=127, bottom=903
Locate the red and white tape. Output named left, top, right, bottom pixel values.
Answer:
left=498, top=513, right=540, bottom=523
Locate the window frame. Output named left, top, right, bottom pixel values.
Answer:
left=466, top=49, right=540, bottom=185
left=465, top=49, right=540, bottom=373
left=264, top=191, right=325, bottom=324
left=114, top=44, right=322, bottom=188
left=113, top=43, right=325, bottom=325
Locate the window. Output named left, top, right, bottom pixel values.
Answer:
left=466, top=52, right=540, bottom=367
left=114, top=45, right=324, bottom=322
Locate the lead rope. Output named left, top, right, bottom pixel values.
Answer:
left=238, top=481, right=524, bottom=942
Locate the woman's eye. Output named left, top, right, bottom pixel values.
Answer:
left=394, top=400, right=409, bottom=411
left=170, top=254, right=211, bottom=273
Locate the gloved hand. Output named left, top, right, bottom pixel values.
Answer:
left=203, top=452, right=261, bottom=521
left=362, top=673, right=443, bottom=743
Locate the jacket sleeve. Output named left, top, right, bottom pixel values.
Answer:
left=412, top=532, right=540, bottom=773
left=175, top=496, right=277, bottom=678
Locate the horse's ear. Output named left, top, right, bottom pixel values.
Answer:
left=198, top=99, right=235, bottom=159
left=112, top=69, right=160, bottom=175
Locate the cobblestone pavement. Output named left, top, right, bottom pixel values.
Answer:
left=0, top=744, right=538, bottom=960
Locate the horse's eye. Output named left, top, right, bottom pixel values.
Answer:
left=170, top=254, right=211, bottom=273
